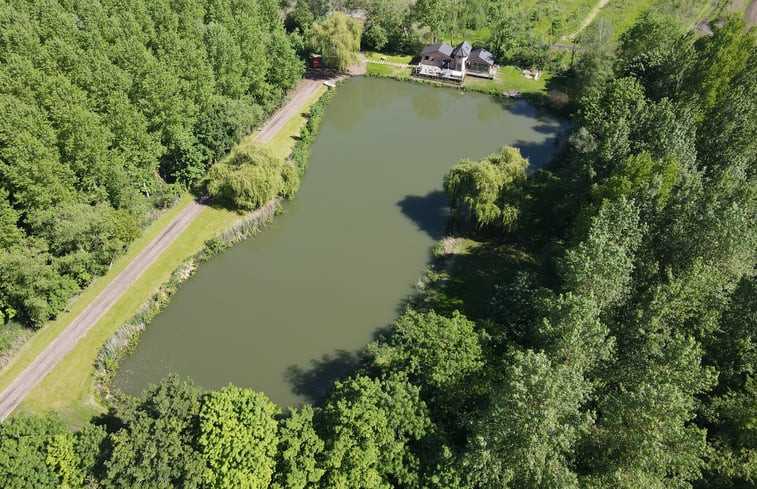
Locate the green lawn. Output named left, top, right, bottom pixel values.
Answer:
left=366, top=62, right=414, bottom=78
left=267, top=85, right=328, bottom=161
left=463, top=66, right=551, bottom=95
left=364, top=52, right=414, bottom=64
left=5, top=85, right=329, bottom=427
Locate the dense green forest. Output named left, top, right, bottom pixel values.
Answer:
left=0, top=0, right=303, bottom=327
left=1, top=3, right=756, bottom=489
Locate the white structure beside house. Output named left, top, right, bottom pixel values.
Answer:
left=416, top=41, right=495, bottom=82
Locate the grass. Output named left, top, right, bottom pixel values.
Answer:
left=364, top=52, right=414, bottom=64
left=366, top=62, right=414, bottom=78
left=267, top=85, right=328, bottom=161
left=5, top=86, right=330, bottom=427
left=463, top=67, right=552, bottom=95
left=591, top=0, right=657, bottom=40
left=0, top=194, right=194, bottom=396
left=412, top=237, right=541, bottom=324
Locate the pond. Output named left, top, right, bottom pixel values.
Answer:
left=114, top=77, right=567, bottom=407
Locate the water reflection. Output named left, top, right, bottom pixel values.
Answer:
left=411, top=86, right=443, bottom=119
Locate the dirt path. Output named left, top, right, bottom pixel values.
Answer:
left=0, top=74, right=341, bottom=421
left=746, top=0, right=757, bottom=29
left=257, top=79, right=323, bottom=143
left=568, top=0, right=611, bottom=40
left=0, top=200, right=205, bottom=420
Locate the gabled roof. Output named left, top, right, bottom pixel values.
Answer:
left=452, top=41, right=472, bottom=57
left=468, top=48, right=495, bottom=65
left=421, top=43, right=453, bottom=56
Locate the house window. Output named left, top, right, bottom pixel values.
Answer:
left=424, top=55, right=429, bottom=60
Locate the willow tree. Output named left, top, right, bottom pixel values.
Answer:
left=444, top=146, right=528, bottom=230
left=206, top=144, right=299, bottom=210
left=309, top=12, right=363, bottom=69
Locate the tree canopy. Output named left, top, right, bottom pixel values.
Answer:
left=0, top=0, right=304, bottom=326
left=1, top=8, right=756, bottom=489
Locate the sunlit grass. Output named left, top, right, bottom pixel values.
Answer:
left=0, top=194, right=194, bottom=396
left=9, top=87, right=329, bottom=427
left=463, top=67, right=552, bottom=95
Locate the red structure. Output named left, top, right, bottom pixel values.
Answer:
left=309, top=53, right=322, bottom=68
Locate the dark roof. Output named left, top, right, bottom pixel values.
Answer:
left=452, top=41, right=472, bottom=57
left=421, top=43, right=453, bottom=56
left=468, top=48, right=495, bottom=65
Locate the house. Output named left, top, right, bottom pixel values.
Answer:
left=450, top=41, right=471, bottom=71
left=416, top=41, right=495, bottom=82
left=466, top=48, right=496, bottom=79
left=419, top=43, right=454, bottom=69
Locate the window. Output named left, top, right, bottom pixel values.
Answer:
left=424, top=55, right=429, bottom=60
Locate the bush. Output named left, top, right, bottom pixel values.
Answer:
left=207, top=144, right=300, bottom=210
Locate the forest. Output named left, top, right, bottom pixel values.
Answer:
left=1, top=1, right=756, bottom=489
left=0, top=0, right=303, bottom=328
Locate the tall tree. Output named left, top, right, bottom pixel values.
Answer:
left=309, top=12, right=363, bottom=69
left=199, top=385, right=280, bottom=489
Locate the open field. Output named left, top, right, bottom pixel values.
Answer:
left=1, top=85, right=328, bottom=427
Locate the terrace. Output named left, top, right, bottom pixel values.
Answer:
left=415, top=64, right=465, bottom=82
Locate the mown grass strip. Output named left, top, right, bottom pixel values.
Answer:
left=12, top=86, right=329, bottom=427
left=0, top=194, right=194, bottom=394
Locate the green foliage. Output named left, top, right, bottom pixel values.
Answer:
left=319, top=374, right=431, bottom=488
left=684, top=16, right=755, bottom=117
left=309, top=12, right=363, bottom=69
left=487, top=2, right=551, bottom=69
left=367, top=309, right=483, bottom=390
left=359, top=0, right=414, bottom=52
left=412, top=0, right=452, bottom=44
left=559, top=198, right=642, bottom=310
left=103, top=375, right=205, bottom=489
left=290, top=88, right=336, bottom=172
left=444, top=146, right=528, bottom=230
left=0, top=414, right=67, bottom=489
left=273, top=405, right=325, bottom=489
left=465, top=349, right=590, bottom=489
left=0, top=0, right=302, bottom=326
left=207, top=144, right=300, bottom=211
left=199, top=385, right=280, bottom=489
left=2, top=6, right=756, bottom=489
left=46, top=433, right=85, bottom=489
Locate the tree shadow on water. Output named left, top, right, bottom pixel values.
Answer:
left=284, top=349, right=361, bottom=405
left=514, top=138, right=565, bottom=173
left=397, top=190, right=450, bottom=240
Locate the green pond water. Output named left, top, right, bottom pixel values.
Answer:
left=115, top=77, right=567, bottom=406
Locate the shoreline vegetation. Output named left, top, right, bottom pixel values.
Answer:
left=6, top=84, right=332, bottom=426
left=95, top=87, right=337, bottom=407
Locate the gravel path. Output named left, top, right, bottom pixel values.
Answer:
left=0, top=200, right=205, bottom=421
left=0, top=74, right=340, bottom=421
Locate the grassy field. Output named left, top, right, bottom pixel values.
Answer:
left=463, top=67, right=551, bottom=95
left=5, top=86, right=328, bottom=427
left=591, top=0, right=657, bottom=40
